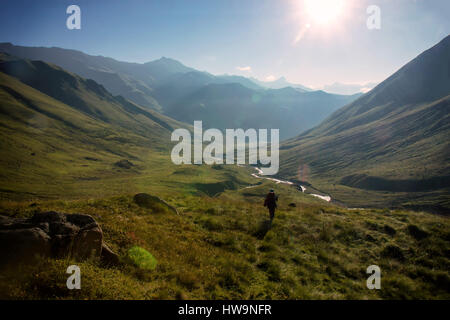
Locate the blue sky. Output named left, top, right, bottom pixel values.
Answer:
left=0, top=0, right=448, bottom=88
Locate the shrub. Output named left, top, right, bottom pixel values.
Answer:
left=127, top=246, right=157, bottom=270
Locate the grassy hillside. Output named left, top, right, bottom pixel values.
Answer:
left=0, top=54, right=184, bottom=133
left=0, top=42, right=169, bottom=111
left=0, top=51, right=448, bottom=300
left=279, top=36, right=450, bottom=212
left=1, top=169, right=449, bottom=299
left=0, top=55, right=190, bottom=201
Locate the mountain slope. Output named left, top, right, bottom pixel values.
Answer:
left=279, top=36, right=450, bottom=212
left=0, top=54, right=185, bottom=134
left=0, top=43, right=195, bottom=111
left=162, top=82, right=360, bottom=139
left=0, top=43, right=263, bottom=109
left=0, top=54, right=189, bottom=199
left=0, top=43, right=360, bottom=139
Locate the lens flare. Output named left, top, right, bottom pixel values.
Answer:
left=305, top=0, right=345, bottom=25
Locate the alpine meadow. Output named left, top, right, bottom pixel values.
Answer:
left=0, top=0, right=449, bottom=303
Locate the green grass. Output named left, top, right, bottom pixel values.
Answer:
left=1, top=164, right=448, bottom=299
left=0, top=115, right=448, bottom=299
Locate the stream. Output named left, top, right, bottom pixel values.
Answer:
left=249, top=167, right=332, bottom=202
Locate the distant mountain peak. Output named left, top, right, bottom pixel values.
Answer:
left=146, top=56, right=183, bottom=65
left=250, top=76, right=312, bottom=92
left=143, top=56, right=194, bottom=75
left=152, top=56, right=179, bottom=63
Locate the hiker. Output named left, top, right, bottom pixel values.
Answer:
left=264, top=189, right=278, bottom=220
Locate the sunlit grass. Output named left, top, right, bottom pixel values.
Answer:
left=1, top=167, right=448, bottom=299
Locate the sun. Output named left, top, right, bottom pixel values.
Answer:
left=304, top=0, right=345, bottom=25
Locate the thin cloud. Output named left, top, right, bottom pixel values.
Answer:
left=265, top=75, right=276, bottom=81
left=236, top=66, right=252, bottom=72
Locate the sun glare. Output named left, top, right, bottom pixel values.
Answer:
left=305, top=0, right=345, bottom=25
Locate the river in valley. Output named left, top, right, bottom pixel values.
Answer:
left=249, top=167, right=331, bottom=202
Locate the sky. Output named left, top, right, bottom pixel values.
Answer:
left=0, top=0, right=448, bottom=90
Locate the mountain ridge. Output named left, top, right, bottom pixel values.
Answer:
left=279, top=35, right=450, bottom=212
left=0, top=43, right=361, bottom=140
left=250, top=76, right=312, bottom=92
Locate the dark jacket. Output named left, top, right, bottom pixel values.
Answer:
left=264, top=192, right=277, bottom=209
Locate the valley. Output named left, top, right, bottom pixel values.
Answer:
left=0, top=43, right=360, bottom=140
left=0, top=36, right=448, bottom=300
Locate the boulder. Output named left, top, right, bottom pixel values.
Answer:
left=72, top=225, right=103, bottom=260
left=101, top=243, right=120, bottom=265
left=133, top=193, right=179, bottom=215
left=0, top=227, right=51, bottom=267
left=0, top=211, right=118, bottom=268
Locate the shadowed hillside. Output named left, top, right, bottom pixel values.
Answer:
left=0, top=54, right=189, bottom=200
left=280, top=36, right=450, bottom=212
left=160, top=82, right=359, bottom=139
left=0, top=43, right=360, bottom=140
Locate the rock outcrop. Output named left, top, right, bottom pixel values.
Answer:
left=0, top=211, right=119, bottom=268
left=101, top=242, right=120, bottom=265
left=133, top=193, right=179, bottom=215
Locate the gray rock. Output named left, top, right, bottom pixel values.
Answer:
left=0, top=211, right=118, bottom=268
left=0, top=215, right=13, bottom=224
left=0, top=227, right=51, bottom=267
left=73, top=226, right=103, bottom=260
left=101, top=243, right=120, bottom=265
left=66, top=214, right=97, bottom=227
left=32, top=211, right=66, bottom=224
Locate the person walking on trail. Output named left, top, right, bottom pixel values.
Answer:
left=264, top=189, right=278, bottom=220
